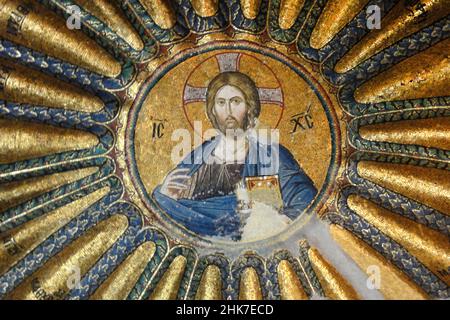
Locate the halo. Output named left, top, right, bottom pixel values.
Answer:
left=182, top=52, right=285, bottom=133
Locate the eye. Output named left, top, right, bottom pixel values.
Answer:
left=216, top=99, right=225, bottom=106
left=231, top=97, right=243, bottom=105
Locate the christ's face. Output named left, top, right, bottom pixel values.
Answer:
left=213, top=85, right=247, bottom=134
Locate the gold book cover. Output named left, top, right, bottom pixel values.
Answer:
left=245, top=175, right=283, bottom=210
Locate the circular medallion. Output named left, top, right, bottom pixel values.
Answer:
left=126, top=42, right=341, bottom=250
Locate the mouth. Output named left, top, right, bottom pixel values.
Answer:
left=226, top=116, right=236, bottom=121
left=225, top=117, right=238, bottom=125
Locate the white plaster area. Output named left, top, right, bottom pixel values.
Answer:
left=301, top=216, right=384, bottom=300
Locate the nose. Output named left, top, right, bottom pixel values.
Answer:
left=226, top=100, right=233, bottom=116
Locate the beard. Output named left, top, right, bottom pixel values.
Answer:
left=225, top=116, right=239, bottom=128
left=218, top=116, right=248, bottom=135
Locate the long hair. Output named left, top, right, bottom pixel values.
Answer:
left=206, top=72, right=261, bottom=131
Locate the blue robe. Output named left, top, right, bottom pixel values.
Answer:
left=153, top=136, right=317, bottom=238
